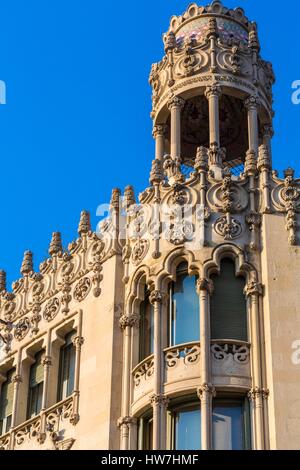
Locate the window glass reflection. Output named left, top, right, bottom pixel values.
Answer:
left=212, top=399, right=250, bottom=450
left=170, top=264, right=199, bottom=346
left=175, top=408, right=201, bottom=450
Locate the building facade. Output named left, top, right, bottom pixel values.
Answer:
left=0, top=0, right=300, bottom=451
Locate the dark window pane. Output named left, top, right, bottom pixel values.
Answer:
left=175, top=408, right=201, bottom=450
left=0, top=369, right=15, bottom=422
left=58, top=332, right=76, bottom=401
left=170, top=269, right=199, bottom=346
left=210, top=259, right=247, bottom=341
left=27, top=352, right=44, bottom=419
left=139, top=291, right=154, bottom=361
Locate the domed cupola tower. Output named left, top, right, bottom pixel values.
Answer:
left=150, top=0, right=275, bottom=176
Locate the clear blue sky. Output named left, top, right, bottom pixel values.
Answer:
left=0, top=0, right=299, bottom=288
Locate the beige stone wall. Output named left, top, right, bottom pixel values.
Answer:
left=262, top=214, right=300, bottom=449
left=71, top=255, right=123, bottom=450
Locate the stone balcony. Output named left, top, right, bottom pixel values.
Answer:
left=0, top=395, right=77, bottom=450
left=131, top=339, right=251, bottom=413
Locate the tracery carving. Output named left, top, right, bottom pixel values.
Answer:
left=211, top=343, right=250, bottom=364
left=214, top=215, right=242, bottom=240
left=133, top=357, right=154, bottom=387
left=165, top=343, right=201, bottom=368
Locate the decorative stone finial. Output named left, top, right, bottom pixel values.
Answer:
left=49, top=232, right=62, bottom=256
left=257, top=145, right=271, bottom=172
left=207, top=17, right=218, bottom=39
left=249, top=23, right=260, bottom=51
left=208, top=142, right=226, bottom=168
left=164, top=31, right=176, bottom=52
left=284, top=168, right=295, bottom=179
left=110, top=188, right=121, bottom=210
left=0, top=270, right=7, bottom=293
left=21, top=251, right=33, bottom=276
left=150, top=159, right=164, bottom=185
left=78, top=210, right=91, bottom=236
left=194, top=146, right=208, bottom=172
left=123, top=186, right=136, bottom=209
left=244, top=149, right=257, bottom=176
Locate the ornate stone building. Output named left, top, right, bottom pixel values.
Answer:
left=0, top=0, right=299, bottom=451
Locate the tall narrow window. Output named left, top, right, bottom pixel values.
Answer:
left=139, top=288, right=154, bottom=361
left=212, top=398, right=251, bottom=450
left=169, top=263, right=199, bottom=346
left=210, top=259, right=247, bottom=341
left=138, top=415, right=153, bottom=450
left=169, top=404, right=201, bottom=450
left=0, top=369, right=14, bottom=435
left=57, top=331, right=76, bottom=401
left=27, top=351, right=44, bottom=419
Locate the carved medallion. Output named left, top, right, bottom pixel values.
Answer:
left=43, top=298, right=60, bottom=322
left=131, top=239, right=149, bottom=266
left=73, top=277, right=91, bottom=302
left=214, top=215, right=242, bottom=240
left=14, top=318, right=30, bottom=341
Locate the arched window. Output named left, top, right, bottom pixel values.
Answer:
left=169, top=263, right=199, bottom=346
left=57, top=331, right=76, bottom=401
left=0, top=369, right=15, bottom=435
left=139, top=287, right=154, bottom=361
left=210, top=259, right=247, bottom=341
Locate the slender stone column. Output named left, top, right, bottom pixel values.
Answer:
left=11, top=351, right=22, bottom=430
left=245, top=95, right=260, bottom=156
left=153, top=125, right=167, bottom=161
left=244, top=280, right=267, bottom=450
left=119, top=313, right=139, bottom=450
left=149, top=289, right=166, bottom=450
left=71, top=335, right=84, bottom=425
left=262, top=124, right=274, bottom=156
left=205, top=84, right=222, bottom=147
left=167, top=96, right=185, bottom=161
left=257, top=145, right=272, bottom=213
left=196, top=278, right=214, bottom=450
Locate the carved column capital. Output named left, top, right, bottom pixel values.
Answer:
left=117, top=416, right=137, bottom=428
left=196, top=278, right=214, bottom=296
left=152, top=124, right=168, bottom=139
left=204, top=84, right=222, bottom=100
left=119, top=314, right=140, bottom=330
left=72, top=336, right=84, bottom=349
left=197, top=383, right=216, bottom=400
left=167, top=95, right=185, bottom=111
left=42, top=355, right=52, bottom=367
left=244, top=280, right=263, bottom=298
left=244, top=95, right=260, bottom=111
left=12, top=374, right=22, bottom=384
left=149, top=289, right=167, bottom=306
left=248, top=387, right=269, bottom=401
left=149, top=394, right=169, bottom=407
